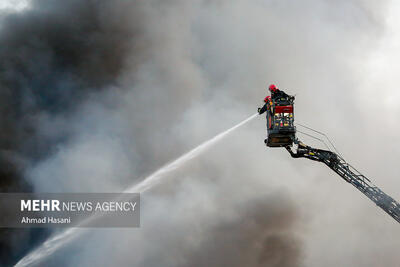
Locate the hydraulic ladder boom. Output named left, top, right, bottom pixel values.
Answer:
left=286, top=141, right=400, bottom=223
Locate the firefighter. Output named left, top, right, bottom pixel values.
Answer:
left=258, top=95, right=273, bottom=134
left=258, top=96, right=273, bottom=145
left=258, top=83, right=285, bottom=115
left=258, top=95, right=272, bottom=115
left=268, top=84, right=289, bottom=101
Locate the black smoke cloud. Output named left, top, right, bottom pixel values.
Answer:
left=0, top=0, right=140, bottom=265
left=0, top=0, right=137, bottom=187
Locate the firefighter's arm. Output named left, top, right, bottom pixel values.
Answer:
left=258, top=103, right=268, bottom=115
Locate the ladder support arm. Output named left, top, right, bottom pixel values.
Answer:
left=286, top=141, right=400, bottom=223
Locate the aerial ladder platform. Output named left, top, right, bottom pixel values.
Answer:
left=260, top=92, right=400, bottom=224
left=286, top=141, right=400, bottom=223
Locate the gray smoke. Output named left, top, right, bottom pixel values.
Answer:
left=1, top=0, right=400, bottom=266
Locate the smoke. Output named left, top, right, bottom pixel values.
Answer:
left=0, top=0, right=145, bottom=264
left=16, top=114, right=258, bottom=267
left=1, top=0, right=400, bottom=266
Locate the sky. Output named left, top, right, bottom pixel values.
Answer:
left=1, top=0, right=400, bottom=266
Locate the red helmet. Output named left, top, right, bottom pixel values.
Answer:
left=264, top=96, right=271, bottom=102
left=268, top=84, right=277, bottom=92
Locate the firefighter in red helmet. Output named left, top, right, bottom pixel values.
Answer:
left=258, top=82, right=291, bottom=118
left=269, top=84, right=277, bottom=93
left=258, top=83, right=285, bottom=115
left=258, top=95, right=272, bottom=115
left=258, top=95, right=273, bottom=142
left=268, top=84, right=289, bottom=101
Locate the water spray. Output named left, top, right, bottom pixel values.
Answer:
left=15, top=113, right=258, bottom=267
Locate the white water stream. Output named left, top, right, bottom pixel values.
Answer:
left=15, top=113, right=258, bottom=267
